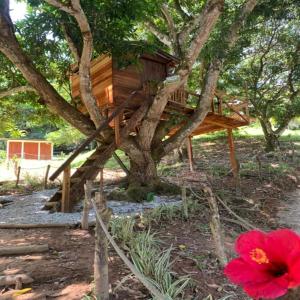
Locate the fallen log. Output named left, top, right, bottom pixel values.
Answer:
left=0, top=244, right=49, bottom=256
left=0, top=274, right=33, bottom=287
left=0, top=223, right=77, bottom=229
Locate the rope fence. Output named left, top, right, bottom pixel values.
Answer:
left=90, top=198, right=167, bottom=300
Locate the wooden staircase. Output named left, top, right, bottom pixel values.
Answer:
left=45, top=143, right=116, bottom=212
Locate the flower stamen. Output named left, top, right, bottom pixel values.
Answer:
left=250, top=248, right=269, bottom=264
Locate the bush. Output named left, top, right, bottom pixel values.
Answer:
left=0, top=150, right=6, bottom=162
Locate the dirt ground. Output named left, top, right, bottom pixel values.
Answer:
left=0, top=137, right=299, bottom=300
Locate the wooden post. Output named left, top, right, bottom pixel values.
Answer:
left=61, top=165, right=71, bottom=213
left=227, top=129, right=238, bottom=178
left=114, top=112, right=121, bottom=146
left=204, top=186, right=227, bottom=267
left=81, top=180, right=92, bottom=230
left=182, top=186, right=188, bottom=220
left=44, top=165, right=50, bottom=189
left=94, top=190, right=110, bottom=300
left=186, top=136, right=194, bottom=172
left=15, top=166, right=21, bottom=187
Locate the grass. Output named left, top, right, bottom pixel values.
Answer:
left=193, top=122, right=300, bottom=143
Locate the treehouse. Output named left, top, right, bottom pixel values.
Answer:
left=46, top=50, right=250, bottom=212
left=71, top=50, right=249, bottom=140
left=71, top=50, right=179, bottom=117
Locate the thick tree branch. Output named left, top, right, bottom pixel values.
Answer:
left=0, top=85, right=36, bottom=99
left=144, top=21, right=172, bottom=48
left=177, top=0, right=223, bottom=47
left=162, top=0, right=258, bottom=154
left=0, top=3, right=95, bottom=136
left=43, top=0, right=74, bottom=14
left=60, top=22, right=80, bottom=64
left=138, top=0, right=224, bottom=148
left=45, top=0, right=102, bottom=128
left=181, top=0, right=224, bottom=75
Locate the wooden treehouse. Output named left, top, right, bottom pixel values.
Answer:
left=46, top=50, right=250, bottom=212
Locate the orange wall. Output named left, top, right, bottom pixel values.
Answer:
left=8, top=141, right=52, bottom=160
left=40, top=143, right=52, bottom=160
left=8, top=141, right=22, bottom=159
left=24, top=142, right=38, bottom=159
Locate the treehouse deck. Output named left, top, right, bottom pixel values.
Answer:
left=45, top=51, right=250, bottom=212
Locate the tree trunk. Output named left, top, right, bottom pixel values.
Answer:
left=259, top=118, right=280, bottom=152
left=265, top=133, right=280, bottom=152
left=128, top=151, right=158, bottom=185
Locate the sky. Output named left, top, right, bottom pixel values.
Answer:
left=10, top=0, right=27, bottom=22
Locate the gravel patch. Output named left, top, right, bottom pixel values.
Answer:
left=0, top=189, right=181, bottom=225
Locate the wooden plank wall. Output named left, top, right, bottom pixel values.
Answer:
left=71, top=55, right=113, bottom=109
left=112, top=56, right=168, bottom=108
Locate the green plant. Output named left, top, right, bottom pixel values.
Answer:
left=23, top=172, right=43, bottom=188
left=144, top=248, right=191, bottom=300
left=109, top=216, right=135, bottom=247
left=0, top=150, right=6, bottom=162
left=108, top=215, right=190, bottom=299
left=130, top=230, right=160, bottom=277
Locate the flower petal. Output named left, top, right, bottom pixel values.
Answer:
left=235, top=230, right=270, bottom=269
left=288, top=257, right=300, bottom=288
left=224, top=258, right=271, bottom=285
left=265, top=229, right=300, bottom=264
left=235, top=230, right=267, bottom=256
left=243, top=274, right=289, bottom=299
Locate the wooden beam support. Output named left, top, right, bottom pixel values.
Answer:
left=44, top=164, right=50, bottom=189
left=61, top=165, right=71, bottom=212
left=227, top=129, right=238, bottom=178
left=186, top=136, right=194, bottom=172
left=114, top=111, right=121, bottom=146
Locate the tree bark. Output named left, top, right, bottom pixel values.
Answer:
left=127, top=152, right=158, bottom=185
left=259, top=118, right=280, bottom=152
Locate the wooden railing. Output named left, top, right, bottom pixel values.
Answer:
left=212, top=92, right=250, bottom=123
left=168, top=86, right=188, bottom=106
left=225, top=101, right=250, bottom=123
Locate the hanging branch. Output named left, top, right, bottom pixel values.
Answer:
left=0, top=85, right=36, bottom=99
left=144, top=21, right=172, bottom=48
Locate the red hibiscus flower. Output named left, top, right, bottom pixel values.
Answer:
left=224, top=229, right=300, bottom=299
